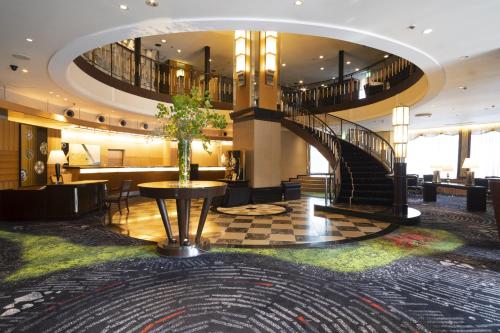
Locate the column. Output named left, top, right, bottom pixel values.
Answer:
left=134, top=37, right=141, bottom=87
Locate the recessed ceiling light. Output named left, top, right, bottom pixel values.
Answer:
left=407, top=25, right=416, bottom=30
left=63, top=98, right=68, bottom=101
left=25, top=37, right=33, bottom=42
left=422, top=28, right=433, bottom=34
left=319, top=55, right=324, bottom=59
left=119, top=4, right=128, bottom=10
left=21, top=68, right=28, bottom=73
left=154, top=43, right=161, bottom=47
left=295, top=0, right=303, bottom=5
left=355, top=68, right=360, bottom=71
left=161, top=39, right=166, bottom=43
left=49, top=91, right=54, bottom=94
left=299, top=80, right=303, bottom=84
left=177, top=49, right=181, bottom=53
left=56, top=94, right=60, bottom=98
left=145, top=0, right=159, bottom=7
left=331, top=76, right=336, bottom=80
left=346, top=61, right=351, bottom=65
left=458, top=86, right=467, bottom=90
left=282, top=63, right=286, bottom=67
left=384, top=54, right=389, bottom=58
left=320, top=67, right=324, bottom=71
left=321, top=84, right=325, bottom=87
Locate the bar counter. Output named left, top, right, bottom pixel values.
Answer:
left=64, top=166, right=226, bottom=192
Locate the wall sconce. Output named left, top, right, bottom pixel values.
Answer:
left=392, top=106, right=410, bottom=161
left=264, top=31, right=277, bottom=85
left=234, top=30, right=247, bottom=86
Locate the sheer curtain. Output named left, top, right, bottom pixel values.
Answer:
left=470, top=131, right=500, bottom=177
left=407, top=134, right=459, bottom=178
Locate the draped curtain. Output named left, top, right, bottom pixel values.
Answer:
left=470, top=131, right=500, bottom=177
left=407, top=134, right=459, bottom=178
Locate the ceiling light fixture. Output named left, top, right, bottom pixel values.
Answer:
left=21, top=68, right=28, bottom=73
left=25, top=37, right=33, bottom=42
left=161, top=39, right=166, bottom=43
left=355, top=68, right=359, bottom=71
left=320, top=67, right=324, bottom=71
left=346, top=61, right=351, bottom=65
left=299, top=80, right=303, bottom=84
left=422, top=28, right=433, bottom=34
left=282, top=63, right=286, bottom=67
left=384, top=54, right=389, bottom=58
left=177, top=49, right=181, bottom=53
left=458, top=86, right=467, bottom=90
left=119, top=4, right=128, bottom=10
left=145, top=0, right=159, bottom=7
left=407, top=25, right=416, bottom=30
left=49, top=91, right=54, bottom=94
left=331, top=76, right=336, bottom=80
left=209, top=58, right=212, bottom=62
left=295, top=0, right=303, bottom=6
left=63, top=98, right=68, bottom=101
left=319, top=55, right=324, bottom=59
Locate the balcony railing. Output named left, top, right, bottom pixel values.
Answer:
left=281, top=55, right=420, bottom=111
left=81, top=43, right=234, bottom=104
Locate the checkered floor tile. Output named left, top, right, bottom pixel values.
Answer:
left=108, top=196, right=392, bottom=246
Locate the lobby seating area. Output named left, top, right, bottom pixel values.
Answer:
left=1, top=1, right=500, bottom=332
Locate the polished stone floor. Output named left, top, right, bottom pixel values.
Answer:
left=107, top=196, right=393, bottom=246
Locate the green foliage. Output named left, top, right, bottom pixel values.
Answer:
left=155, top=88, right=227, bottom=153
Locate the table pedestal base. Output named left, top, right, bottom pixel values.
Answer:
left=157, top=238, right=210, bottom=257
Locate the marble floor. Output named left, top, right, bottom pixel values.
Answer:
left=107, top=196, right=393, bottom=246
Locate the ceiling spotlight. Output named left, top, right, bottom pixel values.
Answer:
left=407, top=25, right=417, bottom=30
left=458, top=86, right=467, bottom=90
left=295, top=0, right=303, bottom=5
left=56, top=94, right=60, bottom=98
left=331, top=76, right=336, bottom=80
left=321, top=84, right=326, bottom=87
left=209, top=58, right=212, bottom=62
left=25, top=37, right=33, bottom=42
left=282, top=63, right=286, bottom=67
left=460, top=55, right=469, bottom=60
left=319, top=55, right=324, bottom=59
left=384, top=54, right=389, bottom=58
left=119, top=4, right=128, bottom=10
left=161, top=39, right=166, bottom=43
left=422, top=28, right=433, bottom=34
left=346, top=61, right=351, bottom=65
left=145, top=0, right=159, bottom=7
left=320, top=67, right=324, bottom=71
left=299, top=80, right=303, bottom=84
left=49, top=91, right=54, bottom=94
left=63, top=98, right=68, bottom=101
left=21, top=68, right=28, bottom=73
left=177, top=49, right=181, bottom=53
left=355, top=68, right=359, bottom=71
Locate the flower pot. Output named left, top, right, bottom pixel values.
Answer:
left=178, top=139, right=191, bottom=184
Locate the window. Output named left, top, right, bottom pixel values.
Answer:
left=309, top=145, right=329, bottom=175
left=407, top=134, right=459, bottom=178
left=470, top=131, right=500, bottom=177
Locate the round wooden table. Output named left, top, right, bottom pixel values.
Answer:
left=138, top=181, right=227, bottom=257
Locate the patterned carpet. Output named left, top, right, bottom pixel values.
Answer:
left=107, top=197, right=394, bottom=246
left=0, top=194, right=499, bottom=332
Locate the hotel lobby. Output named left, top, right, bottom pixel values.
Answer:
left=1, top=1, right=500, bottom=332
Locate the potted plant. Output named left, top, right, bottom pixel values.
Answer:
left=155, top=88, right=227, bottom=184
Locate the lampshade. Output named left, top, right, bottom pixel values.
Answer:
left=462, top=157, right=479, bottom=170
left=392, top=106, right=410, bottom=126
left=47, top=150, right=67, bottom=164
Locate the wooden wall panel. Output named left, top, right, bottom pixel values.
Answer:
left=47, top=128, right=62, bottom=183
left=0, top=119, right=19, bottom=189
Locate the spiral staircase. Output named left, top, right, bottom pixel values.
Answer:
left=281, top=104, right=395, bottom=207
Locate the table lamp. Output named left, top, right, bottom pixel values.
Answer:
left=430, top=163, right=442, bottom=183
left=462, top=158, right=478, bottom=186
left=47, top=150, right=67, bottom=184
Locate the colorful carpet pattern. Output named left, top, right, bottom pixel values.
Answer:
left=0, top=194, right=499, bottom=332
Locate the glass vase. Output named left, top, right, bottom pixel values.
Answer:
left=177, top=139, right=191, bottom=185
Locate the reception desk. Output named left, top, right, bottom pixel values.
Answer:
left=64, top=166, right=226, bottom=192
left=0, top=180, right=107, bottom=221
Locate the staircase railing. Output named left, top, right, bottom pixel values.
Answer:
left=282, top=103, right=342, bottom=203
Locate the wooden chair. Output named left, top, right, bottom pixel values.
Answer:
left=105, top=180, right=132, bottom=222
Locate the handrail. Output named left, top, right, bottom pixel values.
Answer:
left=81, top=42, right=234, bottom=104
left=281, top=55, right=416, bottom=110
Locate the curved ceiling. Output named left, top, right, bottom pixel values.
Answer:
left=0, top=0, right=499, bottom=129
left=140, top=31, right=387, bottom=85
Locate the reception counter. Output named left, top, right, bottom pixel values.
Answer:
left=64, top=166, right=226, bottom=192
